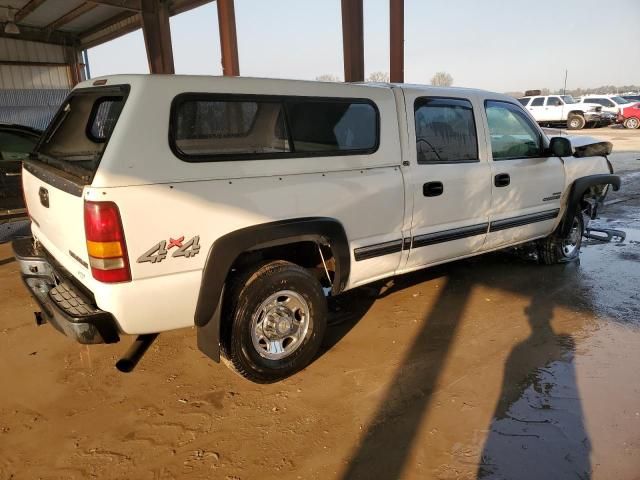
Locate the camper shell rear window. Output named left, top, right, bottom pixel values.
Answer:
left=169, top=93, right=380, bottom=162
left=32, top=85, right=129, bottom=183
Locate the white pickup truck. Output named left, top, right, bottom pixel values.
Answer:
left=518, top=94, right=604, bottom=129
left=14, top=75, right=620, bottom=383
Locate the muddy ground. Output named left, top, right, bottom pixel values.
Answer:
left=1, top=127, right=640, bottom=480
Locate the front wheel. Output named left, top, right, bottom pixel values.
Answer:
left=538, top=213, right=584, bottom=265
left=221, top=260, right=327, bottom=383
left=567, top=114, right=586, bottom=130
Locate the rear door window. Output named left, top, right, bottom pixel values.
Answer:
left=517, top=98, right=530, bottom=106
left=530, top=97, right=545, bottom=107
left=413, top=97, right=478, bottom=164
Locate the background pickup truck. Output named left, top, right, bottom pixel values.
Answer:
left=518, top=94, right=605, bottom=129
left=14, top=75, right=620, bottom=383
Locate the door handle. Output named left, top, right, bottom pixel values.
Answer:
left=494, top=173, right=510, bottom=187
left=423, top=181, right=444, bottom=197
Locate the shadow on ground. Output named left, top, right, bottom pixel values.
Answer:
left=326, top=252, right=597, bottom=480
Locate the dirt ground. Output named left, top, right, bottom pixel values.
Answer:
left=1, top=127, right=640, bottom=480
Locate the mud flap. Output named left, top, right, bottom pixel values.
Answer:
left=196, top=287, right=224, bottom=362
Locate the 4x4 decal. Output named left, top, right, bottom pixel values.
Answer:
left=137, top=236, right=201, bottom=264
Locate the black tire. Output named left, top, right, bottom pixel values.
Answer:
left=623, top=117, right=640, bottom=129
left=567, top=114, right=586, bottom=130
left=220, top=260, right=327, bottom=383
left=538, top=213, right=584, bottom=265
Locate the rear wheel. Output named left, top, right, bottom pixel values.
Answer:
left=221, top=260, right=327, bottom=383
left=567, top=114, right=586, bottom=130
left=538, top=213, right=584, bottom=264
left=624, top=117, right=639, bottom=129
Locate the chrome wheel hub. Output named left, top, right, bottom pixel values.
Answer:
left=561, top=217, right=581, bottom=257
left=251, top=290, right=311, bottom=360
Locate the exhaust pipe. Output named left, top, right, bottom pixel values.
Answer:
left=115, top=333, right=158, bottom=373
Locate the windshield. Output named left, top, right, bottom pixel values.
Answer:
left=561, top=95, right=577, bottom=104
left=35, top=86, right=128, bottom=181
left=611, top=96, right=630, bottom=105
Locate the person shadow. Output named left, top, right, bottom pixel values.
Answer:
left=477, top=287, right=592, bottom=479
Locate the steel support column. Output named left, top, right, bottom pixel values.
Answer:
left=65, top=46, right=83, bottom=86
left=217, top=0, right=240, bottom=76
left=390, top=0, right=404, bottom=83
left=141, top=0, right=175, bottom=74
left=341, top=0, right=364, bottom=82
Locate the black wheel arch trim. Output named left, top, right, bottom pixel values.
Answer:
left=560, top=174, right=620, bottom=236
left=195, top=217, right=350, bottom=363
left=195, top=216, right=350, bottom=328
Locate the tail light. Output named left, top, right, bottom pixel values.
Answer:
left=84, top=201, right=131, bottom=283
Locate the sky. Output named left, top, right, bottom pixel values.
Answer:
left=88, top=0, right=640, bottom=93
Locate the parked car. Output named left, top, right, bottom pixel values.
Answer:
left=598, top=111, right=618, bottom=126
left=579, top=94, right=637, bottom=116
left=0, top=123, right=41, bottom=219
left=13, top=75, right=620, bottom=383
left=621, top=95, right=640, bottom=103
left=618, top=103, right=640, bottom=129
left=518, top=94, right=604, bottom=129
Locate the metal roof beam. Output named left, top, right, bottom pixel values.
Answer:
left=46, top=3, right=99, bottom=31
left=15, top=0, right=48, bottom=23
left=79, top=1, right=213, bottom=49
left=88, top=0, right=142, bottom=12
left=0, top=24, right=78, bottom=46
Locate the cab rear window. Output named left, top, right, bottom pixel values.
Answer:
left=34, top=86, right=129, bottom=182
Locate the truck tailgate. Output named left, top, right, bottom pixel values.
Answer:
left=22, top=164, right=91, bottom=287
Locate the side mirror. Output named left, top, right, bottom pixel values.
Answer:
left=549, top=136, right=573, bottom=157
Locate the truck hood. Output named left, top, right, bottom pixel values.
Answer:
left=565, top=135, right=613, bottom=157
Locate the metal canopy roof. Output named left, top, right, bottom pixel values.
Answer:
left=0, top=0, right=212, bottom=48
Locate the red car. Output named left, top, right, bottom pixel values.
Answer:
left=618, top=103, right=640, bottom=129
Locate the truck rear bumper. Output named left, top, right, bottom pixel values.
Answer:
left=12, top=237, right=120, bottom=344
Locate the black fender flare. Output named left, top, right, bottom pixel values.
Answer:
left=195, top=217, right=350, bottom=361
left=560, top=174, right=620, bottom=236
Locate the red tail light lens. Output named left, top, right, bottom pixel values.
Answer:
left=84, top=201, right=131, bottom=283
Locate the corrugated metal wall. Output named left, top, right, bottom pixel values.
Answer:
left=0, top=38, right=74, bottom=129
left=0, top=89, right=69, bottom=130
left=0, top=38, right=72, bottom=89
